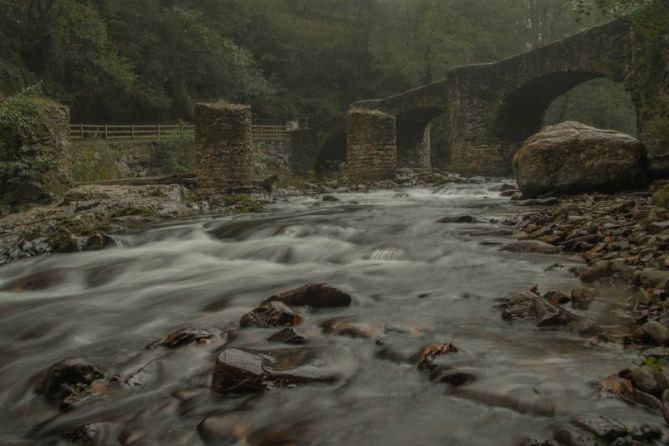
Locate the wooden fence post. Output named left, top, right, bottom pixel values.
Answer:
left=157, top=124, right=161, bottom=139
left=131, top=124, right=135, bottom=142
left=80, top=123, right=84, bottom=141
left=104, top=124, right=108, bottom=140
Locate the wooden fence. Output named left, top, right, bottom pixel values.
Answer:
left=69, top=122, right=291, bottom=142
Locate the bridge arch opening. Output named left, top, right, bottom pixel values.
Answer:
left=396, top=107, right=444, bottom=169
left=544, top=78, right=637, bottom=136
left=314, top=130, right=347, bottom=176
left=495, top=71, right=639, bottom=161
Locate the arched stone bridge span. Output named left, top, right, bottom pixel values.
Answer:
left=295, top=18, right=668, bottom=177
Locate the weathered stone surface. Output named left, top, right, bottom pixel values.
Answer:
left=263, top=283, right=352, bottom=308
left=211, top=348, right=335, bottom=395
left=346, top=109, right=397, bottom=182
left=195, top=102, right=256, bottom=191
left=240, top=301, right=302, bottom=328
left=516, top=122, right=647, bottom=197
left=40, top=358, right=104, bottom=408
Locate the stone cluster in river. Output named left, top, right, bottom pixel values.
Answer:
left=26, top=282, right=482, bottom=445
left=506, top=187, right=669, bottom=345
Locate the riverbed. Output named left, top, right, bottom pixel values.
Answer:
left=0, top=183, right=659, bottom=445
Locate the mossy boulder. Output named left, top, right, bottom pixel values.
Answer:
left=515, top=122, right=648, bottom=197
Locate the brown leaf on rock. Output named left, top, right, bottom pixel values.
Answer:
left=598, top=374, right=633, bottom=397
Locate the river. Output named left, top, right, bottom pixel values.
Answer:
left=0, top=183, right=658, bottom=445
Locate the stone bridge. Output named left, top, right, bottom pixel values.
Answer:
left=294, top=18, right=669, bottom=177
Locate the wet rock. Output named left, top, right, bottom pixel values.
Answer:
left=430, top=367, right=477, bottom=387
left=62, top=424, right=99, bottom=446
left=240, top=301, right=302, bottom=328
left=452, top=387, right=555, bottom=417
left=543, top=290, right=570, bottom=306
left=500, top=291, right=551, bottom=321
left=263, top=283, right=352, bottom=308
left=630, top=367, right=668, bottom=397
left=519, top=439, right=558, bottom=446
left=268, top=328, right=308, bottom=344
left=40, top=358, right=105, bottom=409
left=439, top=215, right=483, bottom=224
left=322, top=195, right=339, bottom=202
left=211, top=348, right=335, bottom=395
left=580, top=261, right=635, bottom=284
left=518, top=198, right=560, bottom=206
left=1, top=268, right=66, bottom=292
left=633, top=321, right=669, bottom=346
left=571, top=415, right=627, bottom=441
left=146, top=328, right=218, bottom=349
left=500, top=240, right=560, bottom=255
left=639, top=269, right=669, bottom=289
left=571, top=287, right=598, bottom=310
left=553, top=425, right=602, bottom=446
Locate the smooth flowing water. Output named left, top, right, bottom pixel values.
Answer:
left=0, top=184, right=657, bottom=445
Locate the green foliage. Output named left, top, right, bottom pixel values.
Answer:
left=0, top=85, right=58, bottom=197
left=71, top=136, right=195, bottom=182
left=544, top=78, right=638, bottom=135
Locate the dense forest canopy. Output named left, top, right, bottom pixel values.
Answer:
left=1, top=0, right=620, bottom=124
left=2, top=0, right=664, bottom=129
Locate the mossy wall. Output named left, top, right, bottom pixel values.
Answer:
left=0, top=93, right=71, bottom=204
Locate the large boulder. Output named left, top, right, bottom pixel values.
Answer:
left=515, top=122, right=647, bottom=197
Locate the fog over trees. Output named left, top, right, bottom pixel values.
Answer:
left=0, top=1, right=619, bottom=122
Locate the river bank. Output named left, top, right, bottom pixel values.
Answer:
left=500, top=182, right=669, bottom=444
left=0, top=169, right=469, bottom=266
left=2, top=177, right=669, bottom=445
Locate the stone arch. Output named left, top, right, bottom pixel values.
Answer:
left=494, top=70, right=638, bottom=158
left=395, top=106, right=444, bottom=168
left=314, top=130, right=347, bottom=175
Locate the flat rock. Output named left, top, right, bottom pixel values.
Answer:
left=263, top=283, right=352, bottom=308
left=500, top=240, right=559, bottom=254
left=211, top=348, right=336, bottom=395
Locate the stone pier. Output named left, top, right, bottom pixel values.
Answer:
left=195, top=102, right=256, bottom=190
left=346, top=109, right=397, bottom=181
left=0, top=98, right=71, bottom=204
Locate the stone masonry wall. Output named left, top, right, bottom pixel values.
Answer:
left=1, top=100, right=72, bottom=204
left=195, top=102, right=256, bottom=190
left=346, top=109, right=397, bottom=181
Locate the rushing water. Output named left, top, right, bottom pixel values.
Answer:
left=0, top=184, right=659, bottom=445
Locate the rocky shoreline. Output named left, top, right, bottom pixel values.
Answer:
left=496, top=181, right=669, bottom=445
left=0, top=168, right=471, bottom=266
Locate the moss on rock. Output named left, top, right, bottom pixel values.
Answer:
left=653, top=184, right=669, bottom=208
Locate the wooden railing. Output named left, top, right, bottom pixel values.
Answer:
left=70, top=122, right=291, bottom=142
